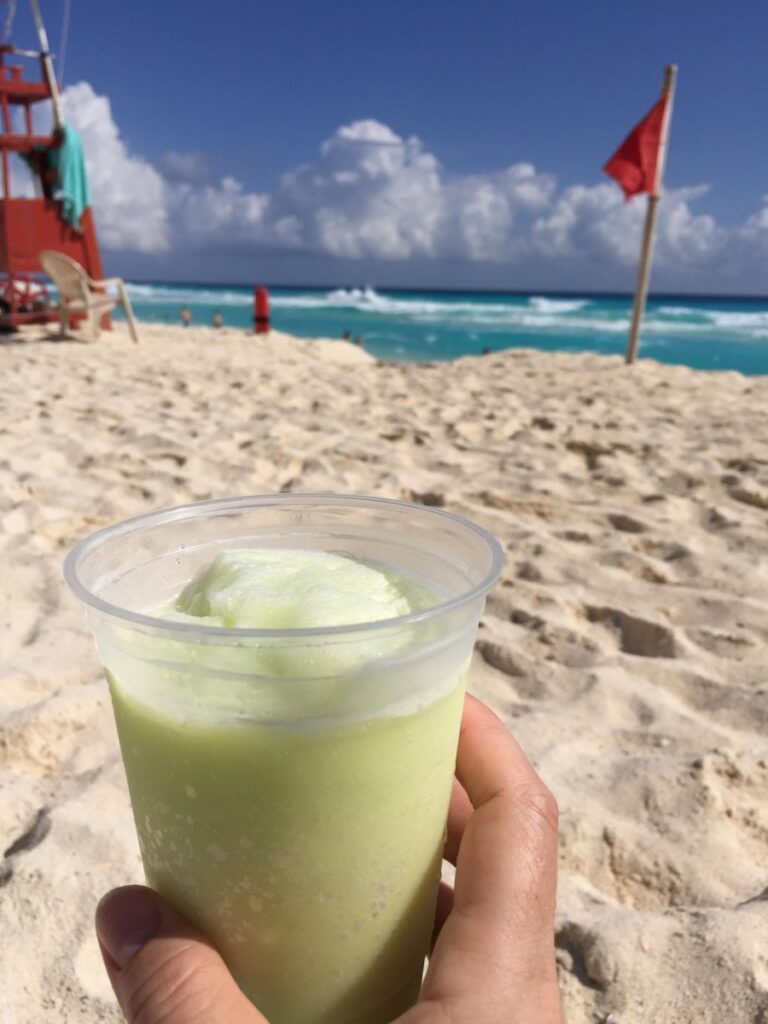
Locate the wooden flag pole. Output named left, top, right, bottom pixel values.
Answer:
left=625, top=64, right=677, bottom=365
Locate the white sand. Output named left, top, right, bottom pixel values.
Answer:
left=2, top=322, right=767, bottom=1022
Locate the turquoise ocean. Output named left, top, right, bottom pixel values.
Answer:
left=122, top=284, right=768, bottom=376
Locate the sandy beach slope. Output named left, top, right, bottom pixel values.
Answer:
left=1, top=322, right=767, bottom=1023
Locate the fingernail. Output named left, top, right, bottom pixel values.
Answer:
left=96, top=886, right=162, bottom=969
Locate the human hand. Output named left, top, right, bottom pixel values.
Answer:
left=400, top=694, right=564, bottom=1023
left=95, top=695, right=563, bottom=1024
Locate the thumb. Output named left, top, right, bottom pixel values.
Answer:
left=96, top=885, right=267, bottom=1024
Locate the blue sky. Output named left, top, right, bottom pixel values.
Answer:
left=10, top=1, right=768, bottom=292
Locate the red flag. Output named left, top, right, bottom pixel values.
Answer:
left=603, top=94, right=668, bottom=199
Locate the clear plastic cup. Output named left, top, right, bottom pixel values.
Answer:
left=65, top=494, right=503, bottom=1024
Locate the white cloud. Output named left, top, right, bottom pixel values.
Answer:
left=534, top=184, right=641, bottom=261
left=532, top=182, right=724, bottom=268
left=259, top=124, right=560, bottom=263
left=172, top=175, right=269, bottom=246
left=656, top=187, right=722, bottom=265
left=160, top=150, right=212, bottom=187
left=440, top=163, right=556, bottom=261
left=269, top=120, right=443, bottom=259
left=61, top=82, right=169, bottom=252
left=743, top=197, right=768, bottom=235
left=739, top=195, right=768, bottom=260
left=47, top=82, right=768, bottom=284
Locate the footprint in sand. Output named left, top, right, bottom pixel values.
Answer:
left=474, top=638, right=553, bottom=700
left=573, top=749, right=767, bottom=910
left=727, top=484, right=768, bottom=511
left=686, top=751, right=768, bottom=866
left=555, top=920, right=617, bottom=990
left=637, top=537, right=691, bottom=561
left=556, top=529, right=595, bottom=544
left=607, top=512, right=647, bottom=534
left=565, top=439, right=611, bottom=471
left=585, top=606, right=677, bottom=659
left=515, top=560, right=545, bottom=582
left=633, top=537, right=700, bottom=582
left=685, top=626, right=757, bottom=661
left=597, top=549, right=671, bottom=585
left=704, top=505, right=741, bottom=530
left=475, top=638, right=525, bottom=677
left=561, top=817, right=689, bottom=911
left=400, top=488, right=445, bottom=507
left=505, top=608, right=603, bottom=669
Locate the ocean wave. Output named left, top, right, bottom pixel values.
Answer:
left=268, top=295, right=335, bottom=309
left=273, top=288, right=453, bottom=317
left=528, top=296, right=588, bottom=313
left=515, top=314, right=630, bottom=333
left=657, top=305, right=701, bottom=316
left=313, top=287, right=507, bottom=317
left=320, top=289, right=593, bottom=317
left=126, top=283, right=252, bottom=306
left=657, top=305, right=768, bottom=332
left=707, top=310, right=768, bottom=330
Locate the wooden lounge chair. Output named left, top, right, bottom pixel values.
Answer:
left=38, top=250, right=139, bottom=342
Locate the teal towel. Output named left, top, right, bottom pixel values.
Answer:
left=45, top=124, right=91, bottom=229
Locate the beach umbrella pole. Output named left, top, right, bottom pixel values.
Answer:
left=625, top=64, right=677, bottom=365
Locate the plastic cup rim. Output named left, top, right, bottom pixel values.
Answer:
left=63, top=493, right=504, bottom=641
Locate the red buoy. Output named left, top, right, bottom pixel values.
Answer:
left=253, top=286, right=270, bottom=334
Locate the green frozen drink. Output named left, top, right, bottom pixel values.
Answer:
left=65, top=495, right=502, bottom=1024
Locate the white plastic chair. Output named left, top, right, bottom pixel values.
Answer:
left=39, top=250, right=139, bottom=342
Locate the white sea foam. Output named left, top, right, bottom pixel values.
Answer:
left=277, top=287, right=594, bottom=322
left=657, top=305, right=768, bottom=331
left=707, top=310, right=768, bottom=331
left=310, top=287, right=502, bottom=318
left=126, top=283, right=253, bottom=306
left=528, top=296, right=588, bottom=313
left=468, top=312, right=630, bottom=333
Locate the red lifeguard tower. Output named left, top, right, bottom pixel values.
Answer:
left=0, top=0, right=104, bottom=329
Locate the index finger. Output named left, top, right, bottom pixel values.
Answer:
left=419, top=696, right=563, bottom=1020
left=454, top=694, right=558, bottom=939
left=456, top=694, right=557, bottom=816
